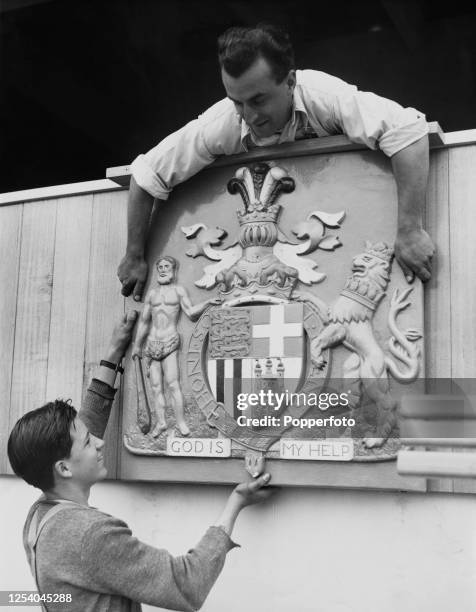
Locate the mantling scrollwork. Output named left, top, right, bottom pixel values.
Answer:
left=181, top=162, right=345, bottom=299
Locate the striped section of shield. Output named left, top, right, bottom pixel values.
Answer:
left=207, top=304, right=304, bottom=419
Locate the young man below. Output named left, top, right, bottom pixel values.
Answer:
left=8, top=311, right=273, bottom=612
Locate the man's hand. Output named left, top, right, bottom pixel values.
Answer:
left=118, top=254, right=148, bottom=301
left=395, top=227, right=435, bottom=283
left=105, top=311, right=138, bottom=363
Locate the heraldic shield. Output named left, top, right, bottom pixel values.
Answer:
left=124, top=160, right=423, bottom=466
left=207, top=303, right=305, bottom=421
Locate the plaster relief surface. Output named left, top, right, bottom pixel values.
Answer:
left=123, top=157, right=424, bottom=467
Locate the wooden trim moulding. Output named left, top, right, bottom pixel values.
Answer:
left=106, top=122, right=448, bottom=188
left=118, top=453, right=426, bottom=492
left=4, top=124, right=476, bottom=202
left=0, top=179, right=124, bottom=207
left=106, top=121, right=454, bottom=187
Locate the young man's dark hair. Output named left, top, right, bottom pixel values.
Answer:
left=217, top=23, right=295, bottom=82
left=8, top=400, right=76, bottom=491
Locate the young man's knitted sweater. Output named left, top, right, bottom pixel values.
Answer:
left=23, top=379, right=237, bottom=612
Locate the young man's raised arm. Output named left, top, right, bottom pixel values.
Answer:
left=80, top=474, right=272, bottom=612
left=78, top=310, right=138, bottom=439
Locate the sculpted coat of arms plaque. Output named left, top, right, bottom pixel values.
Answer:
left=123, top=160, right=423, bottom=475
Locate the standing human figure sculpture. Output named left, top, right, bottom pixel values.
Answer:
left=132, top=256, right=221, bottom=437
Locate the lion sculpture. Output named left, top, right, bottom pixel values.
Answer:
left=310, top=241, right=422, bottom=448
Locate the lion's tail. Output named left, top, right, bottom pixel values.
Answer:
left=385, top=339, right=420, bottom=382
left=385, top=287, right=422, bottom=382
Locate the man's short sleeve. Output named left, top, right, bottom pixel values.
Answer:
left=298, top=70, right=428, bottom=157
left=131, top=99, right=242, bottom=199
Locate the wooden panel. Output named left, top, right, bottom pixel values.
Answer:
left=45, top=196, right=93, bottom=406
left=448, top=145, right=476, bottom=494
left=425, top=149, right=451, bottom=380
left=0, top=205, right=23, bottom=473
left=449, top=145, right=476, bottom=378
left=120, top=455, right=426, bottom=492
left=443, top=129, right=476, bottom=146
left=8, top=200, right=57, bottom=473
left=3, top=139, right=475, bottom=493
left=106, top=122, right=444, bottom=187
left=398, top=450, right=476, bottom=478
left=425, top=146, right=476, bottom=494
left=424, top=151, right=452, bottom=492
left=401, top=439, right=476, bottom=447
left=84, top=190, right=127, bottom=478
left=0, top=180, right=123, bottom=206
left=118, top=148, right=425, bottom=490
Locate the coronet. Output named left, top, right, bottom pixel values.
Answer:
left=218, top=278, right=296, bottom=302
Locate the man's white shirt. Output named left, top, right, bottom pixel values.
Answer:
left=131, top=69, right=428, bottom=200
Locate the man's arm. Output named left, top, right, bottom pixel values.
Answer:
left=391, top=135, right=434, bottom=282
left=117, top=177, right=154, bottom=301
left=117, top=99, right=242, bottom=301
left=301, top=70, right=435, bottom=281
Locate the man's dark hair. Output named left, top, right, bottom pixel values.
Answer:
left=217, top=24, right=295, bottom=83
left=7, top=400, right=77, bottom=491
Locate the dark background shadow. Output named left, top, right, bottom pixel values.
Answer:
left=1, top=0, right=475, bottom=192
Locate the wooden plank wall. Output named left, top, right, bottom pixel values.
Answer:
left=425, top=145, right=476, bottom=493
left=425, top=149, right=452, bottom=493
left=0, top=205, right=23, bottom=473
left=448, top=145, right=476, bottom=494
left=0, top=190, right=127, bottom=477
left=1, top=144, right=475, bottom=492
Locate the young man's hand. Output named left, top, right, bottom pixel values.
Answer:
left=231, top=473, right=275, bottom=508
left=214, top=473, right=276, bottom=535
left=106, top=311, right=138, bottom=363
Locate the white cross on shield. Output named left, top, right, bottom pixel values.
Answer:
left=206, top=303, right=305, bottom=419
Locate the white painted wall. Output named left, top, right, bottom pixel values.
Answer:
left=1, top=475, right=475, bottom=612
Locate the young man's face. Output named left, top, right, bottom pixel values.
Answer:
left=221, top=56, right=295, bottom=139
left=65, top=417, right=107, bottom=486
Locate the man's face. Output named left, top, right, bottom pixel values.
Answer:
left=65, top=417, right=107, bottom=486
left=221, top=56, right=295, bottom=139
left=156, top=259, right=175, bottom=284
